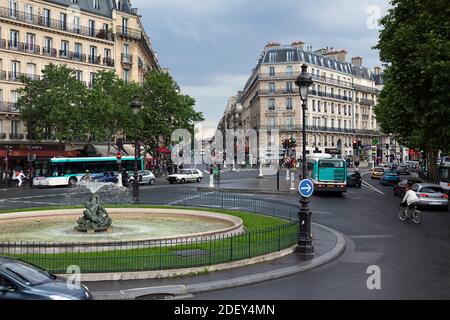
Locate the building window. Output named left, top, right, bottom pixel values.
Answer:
left=267, top=116, right=276, bottom=129
left=43, top=9, right=51, bottom=27
left=286, top=82, right=293, bottom=93
left=89, top=20, right=95, bottom=37
left=93, top=0, right=100, bottom=9
left=286, top=66, right=293, bottom=76
left=11, top=120, right=20, bottom=135
left=285, top=116, right=293, bottom=128
left=25, top=4, right=33, bottom=22
left=324, top=103, right=327, bottom=113
left=60, top=40, right=69, bottom=58
left=268, top=99, right=275, bottom=110
left=89, top=73, right=96, bottom=88
left=269, top=67, right=275, bottom=77
left=75, top=70, right=83, bottom=82
left=10, top=61, right=20, bottom=80
left=318, top=101, right=321, bottom=113
left=9, top=1, right=17, bottom=18
left=269, top=52, right=277, bottom=63
left=269, top=82, right=276, bottom=94
left=123, top=69, right=130, bottom=84
left=286, top=51, right=294, bottom=62
left=286, top=98, right=293, bottom=110
left=9, top=30, right=19, bottom=48
left=60, top=13, right=67, bottom=31
left=312, top=100, right=316, bottom=112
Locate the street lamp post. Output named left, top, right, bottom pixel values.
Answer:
left=130, top=97, right=142, bottom=204
left=295, top=64, right=314, bottom=258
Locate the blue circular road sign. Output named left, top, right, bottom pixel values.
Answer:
left=299, top=179, right=314, bottom=198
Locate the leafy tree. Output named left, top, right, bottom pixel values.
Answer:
left=135, top=71, right=204, bottom=156
left=375, top=0, right=450, bottom=177
left=16, top=64, right=89, bottom=153
left=86, top=71, right=139, bottom=155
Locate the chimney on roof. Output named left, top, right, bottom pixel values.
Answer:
left=351, top=56, right=363, bottom=66
left=291, top=40, right=305, bottom=49
left=323, top=49, right=347, bottom=62
left=265, top=42, right=281, bottom=49
left=374, top=66, right=382, bottom=75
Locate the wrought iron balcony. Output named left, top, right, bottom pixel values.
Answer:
left=0, top=70, right=6, bottom=81
left=356, top=98, right=375, bottom=106
left=121, top=53, right=133, bottom=66
left=103, top=57, right=115, bottom=67
left=0, top=133, right=6, bottom=140
left=9, top=133, right=24, bottom=140
left=7, top=41, right=41, bottom=54
left=0, top=6, right=114, bottom=41
left=0, top=102, right=18, bottom=113
left=88, top=55, right=101, bottom=65
left=116, top=26, right=142, bottom=40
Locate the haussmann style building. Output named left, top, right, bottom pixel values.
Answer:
left=218, top=41, right=389, bottom=165
left=0, top=0, right=161, bottom=173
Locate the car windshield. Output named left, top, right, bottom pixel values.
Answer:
left=374, top=168, right=384, bottom=172
left=421, top=186, right=444, bottom=194
left=179, top=170, right=190, bottom=175
left=386, top=172, right=398, bottom=176
left=3, top=261, right=56, bottom=286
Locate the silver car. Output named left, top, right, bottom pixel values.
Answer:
left=128, top=170, right=156, bottom=185
left=412, top=183, right=448, bottom=210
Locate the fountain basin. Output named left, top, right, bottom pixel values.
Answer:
left=0, top=208, right=244, bottom=253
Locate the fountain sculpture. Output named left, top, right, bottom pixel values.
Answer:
left=75, top=188, right=113, bottom=233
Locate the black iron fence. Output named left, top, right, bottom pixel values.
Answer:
left=0, top=190, right=300, bottom=274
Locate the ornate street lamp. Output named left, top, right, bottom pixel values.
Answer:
left=295, top=64, right=314, bottom=258
left=130, top=96, right=142, bottom=203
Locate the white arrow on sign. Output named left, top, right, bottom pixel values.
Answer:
left=301, top=184, right=312, bottom=193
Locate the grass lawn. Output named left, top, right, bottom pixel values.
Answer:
left=0, top=205, right=298, bottom=273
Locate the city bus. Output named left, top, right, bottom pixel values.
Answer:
left=33, top=157, right=144, bottom=187
left=306, top=154, right=347, bottom=193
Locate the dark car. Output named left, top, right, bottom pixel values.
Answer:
left=394, top=179, right=423, bottom=197
left=93, top=172, right=118, bottom=183
left=347, top=171, right=362, bottom=188
left=0, top=257, right=93, bottom=300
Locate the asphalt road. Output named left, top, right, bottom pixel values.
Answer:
left=1, top=168, right=449, bottom=299
left=192, top=171, right=450, bottom=300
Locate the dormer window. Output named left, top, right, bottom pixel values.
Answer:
left=286, top=51, right=294, bottom=62
left=93, top=0, right=100, bottom=9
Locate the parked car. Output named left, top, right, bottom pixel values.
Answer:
left=412, top=183, right=449, bottom=210
left=128, top=170, right=156, bottom=185
left=0, top=257, right=93, bottom=300
left=92, top=172, right=118, bottom=184
left=393, top=179, right=424, bottom=197
left=380, top=171, right=401, bottom=186
left=371, top=167, right=385, bottom=179
left=167, top=169, right=203, bottom=184
left=347, top=170, right=362, bottom=188
left=396, top=165, right=410, bottom=175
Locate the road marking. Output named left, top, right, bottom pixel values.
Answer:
left=361, top=181, right=386, bottom=195
left=0, top=193, right=65, bottom=202
left=314, top=211, right=335, bottom=215
left=166, top=192, right=215, bottom=206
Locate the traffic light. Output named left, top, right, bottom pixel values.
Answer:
left=353, top=140, right=358, bottom=149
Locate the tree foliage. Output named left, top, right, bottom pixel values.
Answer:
left=16, top=64, right=89, bottom=151
left=375, top=0, right=450, bottom=159
left=16, top=65, right=203, bottom=157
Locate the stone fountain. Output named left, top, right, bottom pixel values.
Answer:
left=75, top=193, right=112, bottom=234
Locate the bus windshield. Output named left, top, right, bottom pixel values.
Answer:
left=319, top=160, right=344, bottom=168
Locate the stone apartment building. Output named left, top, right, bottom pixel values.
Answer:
left=218, top=41, right=387, bottom=164
left=0, top=0, right=161, bottom=171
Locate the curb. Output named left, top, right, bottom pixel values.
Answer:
left=91, top=223, right=346, bottom=300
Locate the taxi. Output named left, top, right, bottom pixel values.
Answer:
left=371, top=167, right=385, bottom=179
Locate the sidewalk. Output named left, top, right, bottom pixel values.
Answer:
left=87, top=223, right=345, bottom=300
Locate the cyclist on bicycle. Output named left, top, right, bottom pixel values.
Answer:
left=401, top=183, right=420, bottom=217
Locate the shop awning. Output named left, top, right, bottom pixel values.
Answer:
left=0, top=150, right=80, bottom=158
left=157, top=147, right=172, bottom=154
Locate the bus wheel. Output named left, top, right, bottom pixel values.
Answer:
left=68, top=177, right=78, bottom=187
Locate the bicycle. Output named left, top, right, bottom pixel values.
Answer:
left=398, top=202, right=421, bottom=224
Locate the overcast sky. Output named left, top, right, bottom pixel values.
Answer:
left=133, top=0, right=391, bottom=137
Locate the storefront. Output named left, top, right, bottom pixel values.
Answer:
left=0, top=143, right=79, bottom=177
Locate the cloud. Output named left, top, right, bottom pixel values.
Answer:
left=133, top=0, right=391, bottom=130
